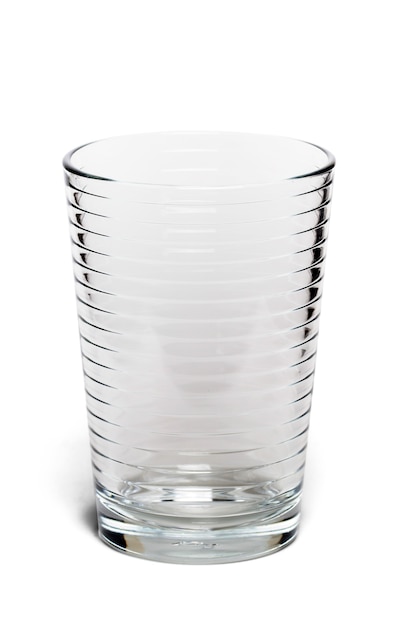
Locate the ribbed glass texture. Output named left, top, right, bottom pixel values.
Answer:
left=64, top=132, right=335, bottom=563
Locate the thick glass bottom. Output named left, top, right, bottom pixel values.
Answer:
left=96, top=488, right=300, bottom=564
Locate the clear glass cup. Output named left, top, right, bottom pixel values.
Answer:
left=63, top=132, right=335, bottom=563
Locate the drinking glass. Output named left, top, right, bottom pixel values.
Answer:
left=63, top=132, right=335, bottom=563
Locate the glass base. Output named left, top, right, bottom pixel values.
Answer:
left=96, top=489, right=300, bottom=564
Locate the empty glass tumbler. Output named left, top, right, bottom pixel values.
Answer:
left=63, top=132, right=335, bottom=563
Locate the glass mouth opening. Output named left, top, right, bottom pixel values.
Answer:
left=63, top=131, right=335, bottom=190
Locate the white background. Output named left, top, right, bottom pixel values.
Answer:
left=2, top=1, right=416, bottom=624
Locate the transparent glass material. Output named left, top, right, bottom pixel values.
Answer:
left=63, top=132, right=335, bottom=563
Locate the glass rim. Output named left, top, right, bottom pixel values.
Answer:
left=63, top=131, right=336, bottom=190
